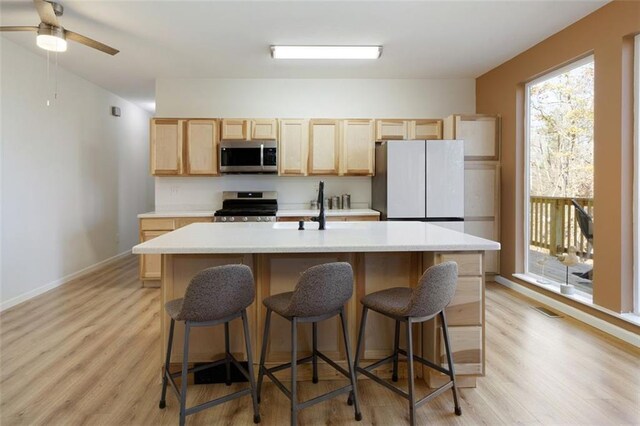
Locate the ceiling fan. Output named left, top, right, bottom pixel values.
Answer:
left=0, top=0, right=118, bottom=55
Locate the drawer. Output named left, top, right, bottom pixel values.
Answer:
left=175, top=217, right=213, bottom=228
left=438, top=326, right=483, bottom=375
left=438, top=253, right=482, bottom=276
left=445, top=277, right=482, bottom=326
left=140, top=218, right=175, bottom=231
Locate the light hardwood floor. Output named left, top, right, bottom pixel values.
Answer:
left=1, top=255, right=638, bottom=425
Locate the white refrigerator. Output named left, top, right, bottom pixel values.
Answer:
left=371, top=140, right=464, bottom=231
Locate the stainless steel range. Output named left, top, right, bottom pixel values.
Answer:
left=214, top=191, right=277, bottom=223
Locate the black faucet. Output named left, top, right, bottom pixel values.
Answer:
left=311, top=181, right=326, bottom=230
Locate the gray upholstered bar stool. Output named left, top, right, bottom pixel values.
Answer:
left=347, top=261, right=462, bottom=426
left=256, top=262, right=362, bottom=426
left=159, top=264, right=260, bottom=426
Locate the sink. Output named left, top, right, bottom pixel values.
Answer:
left=272, top=222, right=369, bottom=230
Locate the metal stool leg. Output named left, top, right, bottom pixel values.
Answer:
left=159, top=318, right=175, bottom=409
left=406, top=320, right=416, bottom=426
left=348, top=306, right=368, bottom=406
left=242, top=309, right=261, bottom=424
left=179, top=321, right=190, bottom=426
left=224, top=321, right=232, bottom=386
left=312, top=322, right=319, bottom=384
left=440, top=311, right=462, bottom=416
left=340, top=308, right=362, bottom=421
left=392, top=320, right=400, bottom=382
left=290, top=317, right=298, bottom=426
left=257, top=309, right=272, bottom=404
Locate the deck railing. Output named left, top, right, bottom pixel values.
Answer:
left=529, top=196, right=593, bottom=257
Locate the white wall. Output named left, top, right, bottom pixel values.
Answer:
left=1, top=39, right=154, bottom=310
left=155, top=78, right=475, bottom=210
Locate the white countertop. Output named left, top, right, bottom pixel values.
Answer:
left=132, top=221, right=500, bottom=254
left=138, top=209, right=380, bottom=219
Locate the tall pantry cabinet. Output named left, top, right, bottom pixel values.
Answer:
left=444, top=115, right=501, bottom=276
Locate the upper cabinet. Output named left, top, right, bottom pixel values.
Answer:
left=309, top=120, right=340, bottom=175
left=341, top=119, right=375, bottom=175
left=221, top=118, right=277, bottom=140
left=151, top=118, right=218, bottom=176
left=278, top=119, right=309, bottom=176
left=221, top=119, right=248, bottom=140
left=150, top=119, right=184, bottom=175
left=251, top=119, right=278, bottom=140
left=186, top=120, right=219, bottom=175
left=444, top=114, right=500, bottom=161
left=375, top=119, right=443, bottom=141
left=411, top=119, right=443, bottom=140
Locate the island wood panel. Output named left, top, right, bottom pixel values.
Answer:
left=161, top=254, right=256, bottom=364
left=445, top=276, right=483, bottom=326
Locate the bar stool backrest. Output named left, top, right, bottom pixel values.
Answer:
left=179, top=264, right=255, bottom=322
left=286, top=262, right=354, bottom=317
left=406, top=261, right=458, bottom=318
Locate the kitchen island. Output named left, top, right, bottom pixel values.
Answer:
left=132, top=221, right=500, bottom=387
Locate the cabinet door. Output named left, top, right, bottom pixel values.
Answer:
left=375, top=119, right=408, bottom=141
left=455, top=115, right=499, bottom=160
left=251, top=119, right=278, bottom=140
left=309, top=120, right=340, bottom=175
left=140, top=230, right=169, bottom=279
left=411, top=119, right=443, bottom=140
left=186, top=120, right=218, bottom=175
left=151, top=119, right=183, bottom=175
left=221, top=119, right=248, bottom=140
left=278, top=119, right=309, bottom=176
left=465, top=220, right=499, bottom=274
left=341, top=119, right=375, bottom=175
left=464, top=163, right=499, bottom=218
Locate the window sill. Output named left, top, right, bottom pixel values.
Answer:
left=513, top=273, right=640, bottom=327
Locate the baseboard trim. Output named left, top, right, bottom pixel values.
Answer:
left=0, top=251, right=131, bottom=313
left=494, top=276, right=640, bottom=348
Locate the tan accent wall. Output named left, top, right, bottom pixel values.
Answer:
left=476, top=0, right=640, bottom=313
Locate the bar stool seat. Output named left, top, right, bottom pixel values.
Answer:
left=159, top=264, right=260, bottom=426
left=361, top=287, right=412, bottom=315
left=257, top=262, right=362, bottom=426
left=262, top=291, right=294, bottom=316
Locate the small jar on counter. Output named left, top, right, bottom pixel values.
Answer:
left=331, top=196, right=341, bottom=209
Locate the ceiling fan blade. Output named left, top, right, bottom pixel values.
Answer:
left=0, top=26, right=39, bottom=32
left=65, top=30, right=119, bottom=55
left=33, top=0, right=59, bottom=27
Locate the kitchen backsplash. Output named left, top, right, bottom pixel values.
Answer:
left=154, top=176, right=372, bottom=212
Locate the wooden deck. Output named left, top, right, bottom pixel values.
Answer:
left=528, top=248, right=593, bottom=293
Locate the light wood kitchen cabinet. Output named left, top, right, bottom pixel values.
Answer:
left=150, top=119, right=184, bottom=175
left=251, top=119, right=278, bottom=140
left=138, top=216, right=213, bottom=285
left=278, top=119, right=309, bottom=176
left=444, top=114, right=500, bottom=161
left=464, top=162, right=500, bottom=275
left=221, top=119, right=249, bottom=140
left=340, top=119, right=375, bottom=175
left=375, top=119, right=408, bottom=140
left=309, top=119, right=340, bottom=175
left=410, top=119, right=443, bottom=140
left=375, top=119, right=443, bottom=141
left=186, top=120, right=219, bottom=175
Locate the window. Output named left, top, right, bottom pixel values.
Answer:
left=524, top=56, right=595, bottom=296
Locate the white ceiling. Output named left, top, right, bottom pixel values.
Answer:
left=0, top=0, right=608, bottom=112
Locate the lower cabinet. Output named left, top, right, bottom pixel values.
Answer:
left=138, top=217, right=213, bottom=285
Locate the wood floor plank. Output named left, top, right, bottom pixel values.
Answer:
left=1, top=255, right=638, bottom=425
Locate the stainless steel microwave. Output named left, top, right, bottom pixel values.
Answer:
left=219, top=140, right=277, bottom=174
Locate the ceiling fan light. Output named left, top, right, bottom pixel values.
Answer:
left=37, top=34, right=67, bottom=52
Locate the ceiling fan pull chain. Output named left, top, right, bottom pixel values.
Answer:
left=54, top=50, right=58, bottom=101
left=46, top=50, right=51, bottom=107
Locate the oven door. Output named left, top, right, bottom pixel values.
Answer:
left=219, top=140, right=277, bottom=173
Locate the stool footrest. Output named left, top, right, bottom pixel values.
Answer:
left=415, top=382, right=453, bottom=408
left=315, top=351, right=350, bottom=379
left=185, top=388, right=252, bottom=416
left=397, top=348, right=453, bottom=376
left=298, top=385, right=352, bottom=410
left=268, top=355, right=314, bottom=374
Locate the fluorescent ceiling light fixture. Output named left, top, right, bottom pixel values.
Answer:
left=271, top=45, right=382, bottom=59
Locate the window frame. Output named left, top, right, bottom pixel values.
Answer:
left=523, top=55, right=595, bottom=289
left=633, top=34, right=640, bottom=314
